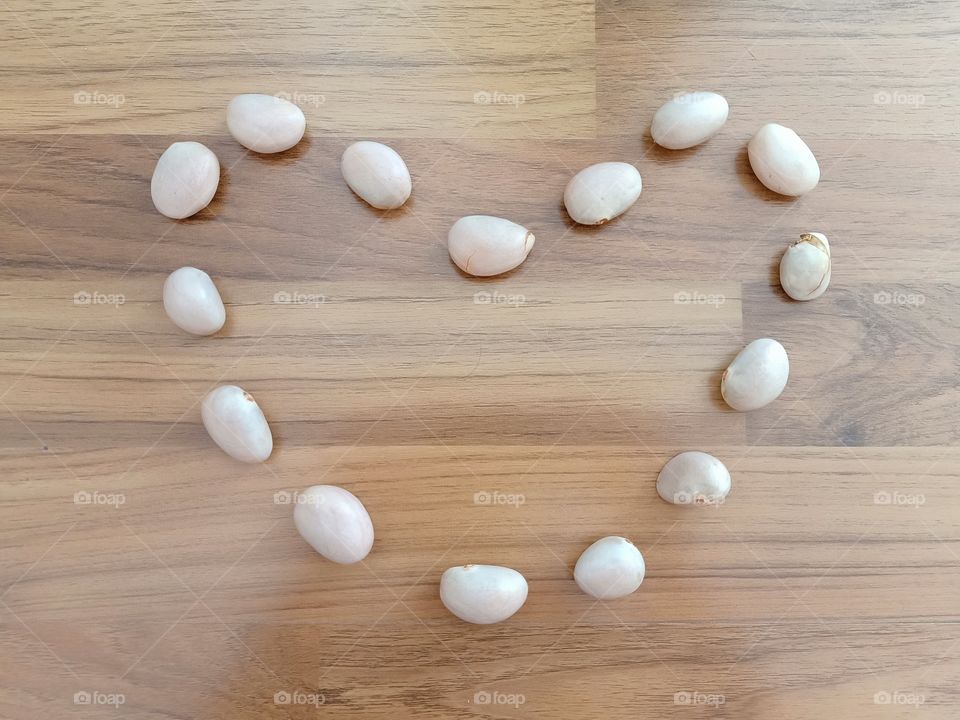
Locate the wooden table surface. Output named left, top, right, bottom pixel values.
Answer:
left=2, top=1, right=959, bottom=718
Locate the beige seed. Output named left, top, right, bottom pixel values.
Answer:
left=293, top=485, right=374, bottom=564
left=447, top=215, right=535, bottom=276
left=226, top=94, right=306, bottom=154
left=651, top=91, right=729, bottom=149
left=150, top=141, right=220, bottom=220
left=162, top=266, right=225, bottom=336
left=563, top=161, right=642, bottom=225
left=721, top=338, right=790, bottom=411
left=780, top=232, right=831, bottom=301
left=657, top=451, right=731, bottom=505
left=201, top=385, right=273, bottom=463
left=440, top=565, right=528, bottom=624
left=340, top=141, right=412, bottom=209
left=574, top=536, right=645, bottom=599
left=747, top=123, right=820, bottom=197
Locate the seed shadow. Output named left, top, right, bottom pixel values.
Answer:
left=640, top=131, right=709, bottom=162
left=244, top=134, right=313, bottom=165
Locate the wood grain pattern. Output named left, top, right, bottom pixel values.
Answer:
left=2, top=1, right=960, bottom=718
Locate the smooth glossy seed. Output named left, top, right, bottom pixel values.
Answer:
left=657, top=451, right=731, bottom=505
left=200, top=384, right=273, bottom=463
left=651, top=91, right=729, bottom=149
left=747, top=123, right=820, bottom=197
left=226, top=94, right=306, bottom=154
left=340, top=141, right=412, bottom=209
left=574, top=536, right=645, bottom=599
left=150, top=141, right=220, bottom=219
left=447, top=215, right=534, bottom=276
left=563, top=161, right=642, bottom=225
left=162, top=266, right=225, bottom=336
left=439, top=564, right=528, bottom=624
left=721, top=338, right=790, bottom=411
left=293, top=485, right=374, bottom=564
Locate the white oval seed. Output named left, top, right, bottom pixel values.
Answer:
left=439, top=564, right=528, bottom=624
left=150, top=141, right=220, bottom=219
left=780, top=232, right=831, bottom=301
left=747, top=123, right=820, bottom=197
left=657, top=451, right=731, bottom=505
left=200, top=385, right=273, bottom=463
left=447, top=215, right=535, bottom=276
left=651, top=91, right=729, bottom=150
left=293, top=485, right=374, bottom=564
left=721, top=338, right=790, bottom=412
left=162, top=266, right=225, bottom=336
left=340, top=141, right=412, bottom=209
left=574, top=536, right=645, bottom=599
left=563, top=161, right=642, bottom=225
left=226, top=94, right=306, bottom=154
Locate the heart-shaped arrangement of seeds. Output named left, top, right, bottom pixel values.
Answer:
left=153, top=90, right=827, bottom=623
